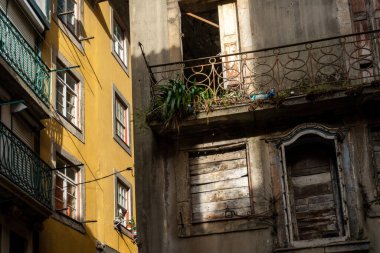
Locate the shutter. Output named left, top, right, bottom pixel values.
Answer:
left=349, top=0, right=376, bottom=77
left=218, top=2, right=240, bottom=88
left=350, top=0, right=370, bottom=45
left=11, top=116, right=35, bottom=151
left=189, top=146, right=251, bottom=222
left=6, top=0, right=36, bottom=48
left=373, top=0, right=380, bottom=28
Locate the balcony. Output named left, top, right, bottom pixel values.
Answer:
left=149, top=30, right=380, bottom=126
left=0, top=8, right=50, bottom=106
left=0, top=122, right=52, bottom=209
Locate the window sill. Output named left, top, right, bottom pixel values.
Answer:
left=55, top=111, right=85, bottom=143
left=113, top=221, right=135, bottom=239
left=53, top=16, right=84, bottom=55
left=114, top=135, right=131, bottom=155
left=52, top=212, right=86, bottom=234
left=112, top=51, right=130, bottom=76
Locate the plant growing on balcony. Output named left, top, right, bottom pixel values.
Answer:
left=149, top=79, right=194, bottom=127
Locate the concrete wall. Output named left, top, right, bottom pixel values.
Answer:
left=249, top=0, right=346, bottom=49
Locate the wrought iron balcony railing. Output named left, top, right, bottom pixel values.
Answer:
left=0, top=122, right=52, bottom=209
left=0, top=9, right=50, bottom=106
left=149, top=30, right=380, bottom=111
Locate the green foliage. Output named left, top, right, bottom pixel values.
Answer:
left=150, top=79, right=194, bottom=127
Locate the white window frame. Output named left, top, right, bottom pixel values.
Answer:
left=278, top=125, right=349, bottom=248
left=115, top=179, right=132, bottom=227
left=112, top=84, right=131, bottom=154
left=111, top=8, right=129, bottom=74
left=56, top=60, right=80, bottom=128
left=114, top=174, right=133, bottom=232
left=57, top=0, right=79, bottom=36
left=115, top=97, right=129, bottom=145
left=53, top=53, right=85, bottom=142
left=113, top=20, right=126, bottom=63
left=54, top=154, right=80, bottom=220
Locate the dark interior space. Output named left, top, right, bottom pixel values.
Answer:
left=180, top=3, right=221, bottom=60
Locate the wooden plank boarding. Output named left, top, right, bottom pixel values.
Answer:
left=189, top=149, right=246, bottom=165
left=190, top=158, right=247, bottom=176
left=191, top=177, right=249, bottom=194
left=286, top=141, right=341, bottom=241
left=189, top=146, right=251, bottom=222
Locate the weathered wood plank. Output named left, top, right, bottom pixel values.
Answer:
left=192, top=207, right=252, bottom=222
left=192, top=186, right=250, bottom=204
left=295, top=194, right=334, bottom=206
left=189, top=149, right=246, bottom=165
left=291, top=165, right=331, bottom=177
left=192, top=197, right=251, bottom=213
left=293, top=182, right=332, bottom=199
left=295, top=208, right=336, bottom=220
left=295, top=200, right=335, bottom=213
left=292, top=172, right=331, bottom=187
left=191, top=177, right=249, bottom=193
left=190, top=166, right=248, bottom=185
left=189, top=158, right=246, bottom=175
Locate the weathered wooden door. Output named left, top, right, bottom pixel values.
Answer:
left=286, top=141, right=344, bottom=241
left=218, top=2, right=241, bottom=88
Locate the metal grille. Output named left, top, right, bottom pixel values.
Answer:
left=0, top=8, right=50, bottom=106
left=0, top=121, right=52, bottom=209
left=150, top=30, right=380, bottom=110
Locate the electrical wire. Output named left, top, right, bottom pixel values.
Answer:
left=47, top=167, right=133, bottom=193
left=74, top=167, right=132, bottom=186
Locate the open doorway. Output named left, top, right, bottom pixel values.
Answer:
left=180, top=2, right=221, bottom=60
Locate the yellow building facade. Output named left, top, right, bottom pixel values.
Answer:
left=39, top=0, right=137, bottom=252
left=0, top=0, right=136, bottom=252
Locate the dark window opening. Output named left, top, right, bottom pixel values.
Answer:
left=285, top=134, right=345, bottom=241
left=359, top=61, right=373, bottom=70
left=9, top=231, right=27, bottom=253
left=180, top=3, right=221, bottom=60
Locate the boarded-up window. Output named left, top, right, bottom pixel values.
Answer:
left=285, top=135, right=344, bottom=241
left=369, top=126, right=380, bottom=195
left=189, top=145, right=252, bottom=222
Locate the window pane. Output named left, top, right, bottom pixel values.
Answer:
left=55, top=61, right=79, bottom=125
left=113, top=20, right=125, bottom=61
left=57, top=70, right=65, bottom=81
left=55, top=175, right=64, bottom=210
left=66, top=91, right=76, bottom=122
left=55, top=155, right=79, bottom=219
left=67, top=167, right=76, bottom=181
left=117, top=182, right=129, bottom=210
left=66, top=73, right=77, bottom=91
left=56, top=81, right=65, bottom=114
left=117, top=122, right=125, bottom=140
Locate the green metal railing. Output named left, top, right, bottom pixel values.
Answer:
left=0, top=9, right=50, bottom=106
left=0, top=122, right=52, bottom=209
